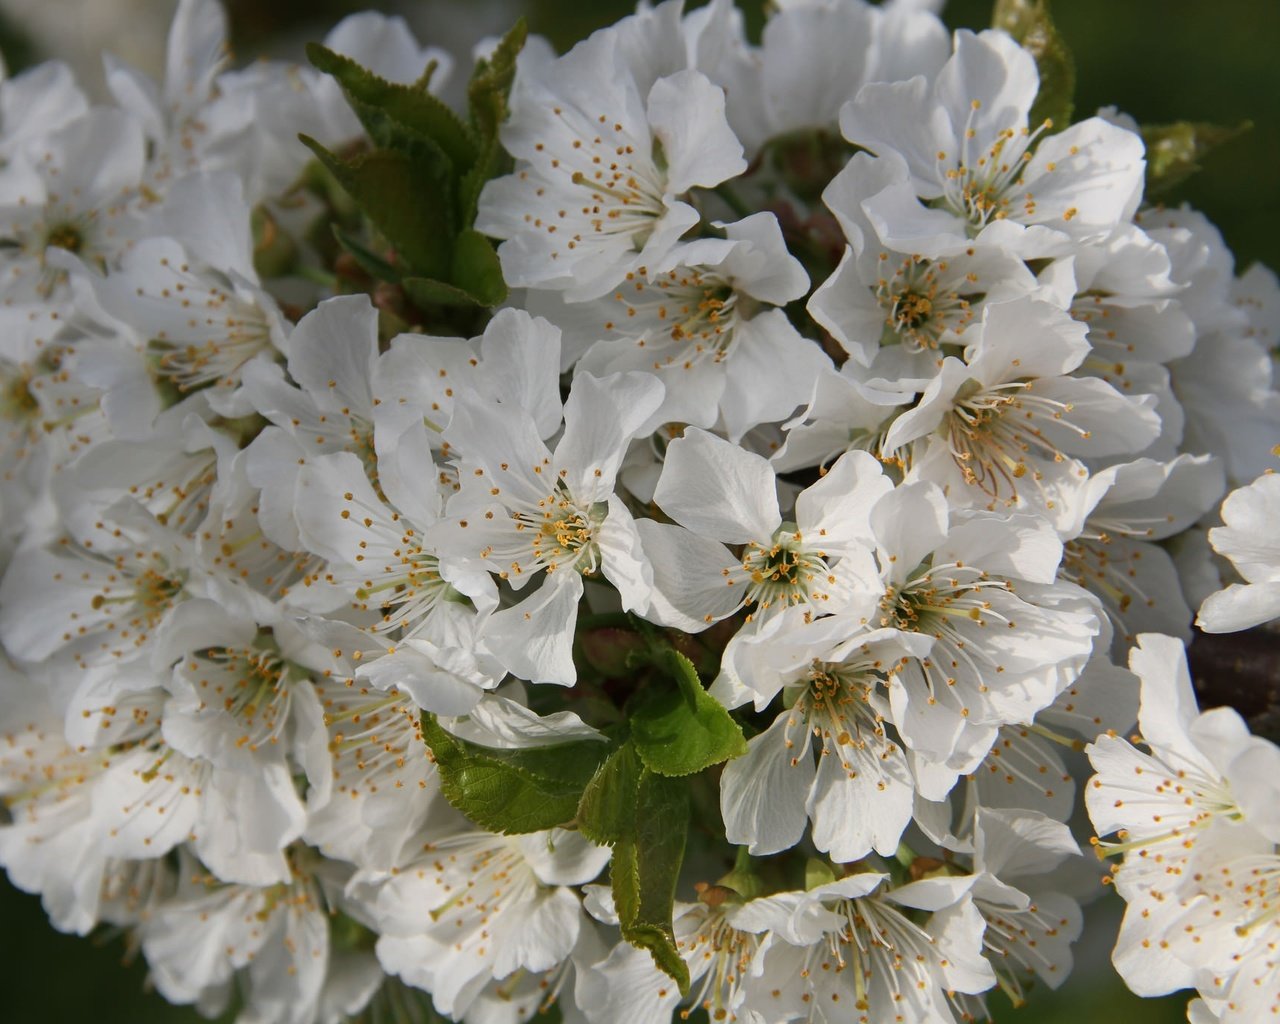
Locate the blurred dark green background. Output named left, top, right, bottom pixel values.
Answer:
left=1, top=0, right=1274, bottom=1021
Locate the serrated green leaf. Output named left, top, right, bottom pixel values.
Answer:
left=992, top=0, right=1075, bottom=133
left=422, top=715, right=609, bottom=834
left=577, top=741, right=641, bottom=845
left=1141, top=120, right=1251, bottom=197
left=629, top=650, right=747, bottom=777
left=331, top=223, right=401, bottom=281
left=307, top=43, right=477, bottom=168
left=612, top=768, right=691, bottom=995
left=300, top=136, right=454, bottom=280
left=399, top=230, right=506, bottom=309
left=459, top=132, right=509, bottom=228
left=469, top=19, right=527, bottom=142
left=451, top=228, right=507, bottom=305
left=347, top=99, right=456, bottom=175
left=401, top=276, right=481, bottom=309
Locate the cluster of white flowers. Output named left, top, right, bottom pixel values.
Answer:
left=0, top=1, right=1276, bottom=1022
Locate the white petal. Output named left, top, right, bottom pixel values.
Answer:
left=935, top=30, right=1036, bottom=144
left=721, top=212, right=810, bottom=304
left=807, top=730, right=913, bottom=860
left=1208, top=472, right=1280, bottom=583
left=357, top=643, right=486, bottom=716
left=483, top=574, right=583, bottom=686
left=451, top=694, right=606, bottom=749
left=492, top=887, right=581, bottom=977
left=1197, top=580, right=1280, bottom=633
left=556, top=372, right=664, bottom=501
left=1020, top=117, right=1146, bottom=235
left=840, top=76, right=952, bottom=190
left=635, top=519, right=743, bottom=631
left=285, top=295, right=378, bottom=415
left=1129, top=633, right=1214, bottom=773
left=718, top=311, right=832, bottom=442
left=596, top=497, right=653, bottom=613
left=476, top=309, right=565, bottom=439
left=807, top=246, right=887, bottom=367
left=870, top=481, right=949, bottom=581
left=794, top=449, right=891, bottom=551
left=654, top=427, right=780, bottom=542
left=720, top=713, right=812, bottom=855
left=646, top=70, right=745, bottom=195
left=520, top=829, right=612, bottom=886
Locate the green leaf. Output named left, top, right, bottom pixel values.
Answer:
left=469, top=19, right=527, bottom=142
left=992, top=0, right=1075, bottom=133
left=576, top=739, right=692, bottom=992
left=299, top=136, right=454, bottom=280
left=451, top=228, right=507, bottom=305
left=306, top=44, right=477, bottom=169
left=331, top=223, right=401, bottom=282
left=612, top=767, right=691, bottom=995
left=577, top=741, right=642, bottom=845
left=351, top=104, right=457, bottom=178
left=629, top=650, right=747, bottom=777
left=459, top=20, right=525, bottom=227
left=422, top=715, right=609, bottom=834
left=1141, top=120, right=1252, bottom=197
left=400, top=276, right=482, bottom=309
left=399, top=230, right=507, bottom=309
left=458, top=133, right=505, bottom=227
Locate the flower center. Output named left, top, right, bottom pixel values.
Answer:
left=191, top=645, right=295, bottom=752
left=876, top=255, right=977, bottom=352
left=91, top=565, right=186, bottom=633
left=605, top=268, right=749, bottom=369
left=44, top=222, right=83, bottom=253
left=511, top=484, right=607, bottom=576
left=678, top=909, right=758, bottom=1022
left=740, top=526, right=832, bottom=614
left=146, top=293, right=275, bottom=393
left=789, top=661, right=892, bottom=767
left=0, top=365, right=38, bottom=422
left=938, top=378, right=1087, bottom=502
left=809, top=891, right=944, bottom=1013
left=883, top=562, right=1010, bottom=631
left=933, top=110, right=1054, bottom=236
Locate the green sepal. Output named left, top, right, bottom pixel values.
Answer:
left=611, top=768, right=691, bottom=995
left=992, top=0, right=1075, bottom=133
left=299, top=136, right=454, bottom=281
left=804, top=857, right=837, bottom=891
left=250, top=206, right=298, bottom=279
left=629, top=649, right=747, bottom=777
left=717, top=847, right=765, bottom=901
left=306, top=43, right=477, bottom=169
left=421, top=714, right=609, bottom=834
left=1141, top=120, right=1252, bottom=197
